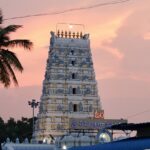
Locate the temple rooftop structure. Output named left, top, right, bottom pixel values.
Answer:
left=33, top=24, right=127, bottom=147
left=34, top=24, right=103, bottom=142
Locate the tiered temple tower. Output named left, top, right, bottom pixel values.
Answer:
left=34, top=29, right=103, bottom=141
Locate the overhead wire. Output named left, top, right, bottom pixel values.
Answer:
left=4, top=0, right=130, bottom=21
left=127, top=108, right=150, bottom=119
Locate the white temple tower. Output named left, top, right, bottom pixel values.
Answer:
left=34, top=26, right=103, bottom=141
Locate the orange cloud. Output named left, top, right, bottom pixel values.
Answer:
left=129, top=74, right=150, bottom=83
left=96, top=71, right=116, bottom=80
left=143, top=32, right=150, bottom=40
left=90, top=11, right=132, bottom=60
left=101, top=46, right=124, bottom=60
left=92, top=11, right=132, bottom=43
left=7, top=8, right=133, bottom=86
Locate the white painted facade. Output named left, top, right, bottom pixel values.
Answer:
left=34, top=31, right=103, bottom=141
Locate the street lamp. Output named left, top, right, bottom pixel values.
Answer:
left=28, top=99, right=39, bottom=134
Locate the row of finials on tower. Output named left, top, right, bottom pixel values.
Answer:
left=56, top=30, right=84, bottom=39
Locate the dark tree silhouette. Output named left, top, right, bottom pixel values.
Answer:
left=0, top=117, right=34, bottom=146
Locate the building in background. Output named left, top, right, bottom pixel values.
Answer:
left=34, top=24, right=104, bottom=142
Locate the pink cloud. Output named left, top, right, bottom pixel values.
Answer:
left=143, top=32, right=150, bottom=40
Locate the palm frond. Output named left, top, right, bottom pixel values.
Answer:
left=3, top=39, right=33, bottom=50
left=0, top=34, right=10, bottom=46
left=0, top=9, right=2, bottom=24
left=0, top=59, right=10, bottom=87
left=1, top=57, right=18, bottom=86
left=0, top=25, right=22, bottom=37
left=0, top=11, right=33, bottom=87
left=0, top=49, right=23, bottom=71
left=0, top=49, right=24, bottom=87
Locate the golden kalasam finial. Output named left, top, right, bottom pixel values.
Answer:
left=56, top=23, right=85, bottom=38
left=65, top=31, right=67, bottom=38
left=61, top=30, right=64, bottom=38
left=72, top=32, right=75, bottom=38
left=76, top=32, right=79, bottom=38
left=57, top=30, right=60, bottom=37
left=80, top=32, right=83, bottom=38
left=69, top=31, right=71, bottom=38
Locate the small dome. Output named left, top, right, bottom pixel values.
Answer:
left=79, top=135, right=90, bottom=142
left=62, top=135, right=74, bottom=142
left=55, top=137, right=61, bottom=146
left=90, top=137, right=96, bottom=145
left=91, top=137, right=95, bottom=142
left=71, top=133, right=78, bottom=137
left=55, top=137, right=61, bottom=143
left=74, top=136, right=80, bottom=142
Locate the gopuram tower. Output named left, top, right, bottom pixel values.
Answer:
left=34, top=24, right=103, bottom=141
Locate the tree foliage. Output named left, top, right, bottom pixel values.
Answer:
left=0, top=10, right=33, bottom=87
left=0, top=117, right=35, bottom=145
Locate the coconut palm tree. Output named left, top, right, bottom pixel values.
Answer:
left=0, top=10, right=33, bottom=87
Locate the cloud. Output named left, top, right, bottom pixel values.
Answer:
left=90, top=11, right=132, bottom=63
left=128, top=73, right=150, bottom=83
left=143, top=32, right=150, bottom=40
left=103, top=5, right=150, bottom=82
left=100, top=46, right=124, bottom=60
left=91, top=11, right=132, bottom=43
left=91, top=11, right=132, bottom=81
left=99, top=78, right=150, bottom=123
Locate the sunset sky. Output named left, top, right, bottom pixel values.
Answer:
left=0, top=0, right=150, bottom=123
